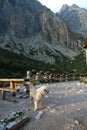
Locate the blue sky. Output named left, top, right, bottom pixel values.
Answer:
left=38, top=0, right=87, bottom=12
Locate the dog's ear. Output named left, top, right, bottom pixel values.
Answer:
left=44, top=89, right=49, bottom=93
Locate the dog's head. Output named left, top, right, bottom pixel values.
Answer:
left=37, top=85, right=49, bottom=96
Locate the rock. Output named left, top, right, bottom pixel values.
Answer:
left=50, top=108, right=57, bottom=113
left=6, top=121, right=17, bottom=129
left=0, top=125, right=6, bottom=130
left=75, top=120, right=79, bottom=125
left=35, top=111, right=44, bottom=120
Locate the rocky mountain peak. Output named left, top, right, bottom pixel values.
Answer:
left=59, top=4, right=79, bottom=13
left=70, top=4, right=79, bottom=9
left=59, top=4, right=69, bottom=13
left=59, top=4, right=87, bottom=36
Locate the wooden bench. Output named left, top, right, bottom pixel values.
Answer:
left=0, top=88, right=16, bottom=100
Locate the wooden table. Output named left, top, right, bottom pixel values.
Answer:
left=0, top=79, right=24, bottom=99
left=0, top=79, right=24, bottom=89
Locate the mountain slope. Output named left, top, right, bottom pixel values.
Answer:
left=0, top=0, right=83, bottom=64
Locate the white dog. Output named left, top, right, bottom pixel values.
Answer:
left=30, top=85, right=49, bottom=111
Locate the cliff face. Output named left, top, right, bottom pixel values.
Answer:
left=0, top=0, right=45, bottom=38
left=59, top=4, right=87, bottom=36
left=0, top=0, right=84, bottom=64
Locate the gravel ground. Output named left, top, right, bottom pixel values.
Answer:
left=0, top=81, right=87, bottom=130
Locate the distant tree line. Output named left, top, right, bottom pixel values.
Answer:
left=0, top=48, right=87, bottom=78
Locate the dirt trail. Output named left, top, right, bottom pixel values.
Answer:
left=0, top=81, right=87, bottom=130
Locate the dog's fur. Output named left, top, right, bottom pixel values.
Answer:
left=30, top=85, right=49, bottom=111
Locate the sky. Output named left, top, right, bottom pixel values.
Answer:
left=38, top=0, right=87, bottom=12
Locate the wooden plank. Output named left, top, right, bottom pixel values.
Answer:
left=0, top=88, right=16, bottom=92
left=0, top=88, right=16, bottom=99
left=0, top=79, right=24, bottom=82
left=8, top=117, right=30, bottom=130
left=1, top=91, right=6, bottom=100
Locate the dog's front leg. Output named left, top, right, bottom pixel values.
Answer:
left=34, top=101, right=38, bottom=111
